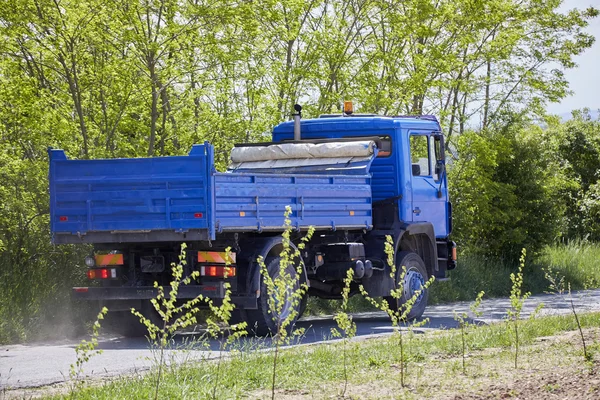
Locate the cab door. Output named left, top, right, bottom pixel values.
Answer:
left=409, top=132, right=449, bottom=237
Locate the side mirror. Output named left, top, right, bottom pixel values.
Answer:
left=412, top=164, right=421, bottom=176
left=435, top=159, right=444, bottom=176
left=434, top=133, right=445, bottom=160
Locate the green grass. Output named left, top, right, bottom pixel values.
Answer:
left=431, top=242, right=600, bottom=305
left=41, top=311, right=600, bottom=399
left=305, top=295, right=376, bottom=316
left=540, top=241, right=600, bottom=289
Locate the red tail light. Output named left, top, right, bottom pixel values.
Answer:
left=59, top=216, right=68, bottom=222
left=200, top=265, right=236, bottom=278
left=87, top=268, right=117, bottom=279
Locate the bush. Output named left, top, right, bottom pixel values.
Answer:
left=0, top=156, right=90, bottom=343
left=449, top=116, right=565, bottom=260
left=430, top=242, right=600, bottom=304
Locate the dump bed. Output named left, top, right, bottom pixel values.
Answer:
left=49, top=143, right=374, bottom=244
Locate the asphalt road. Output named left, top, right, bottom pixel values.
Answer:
left=2, top=289, right=600, bottom=390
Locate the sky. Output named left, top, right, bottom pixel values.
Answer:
left=545, top=0, right=600, bottom=115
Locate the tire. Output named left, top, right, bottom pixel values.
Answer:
left=104, top=301, right=161, bottom=338
left=384, top=251, right=429, bottom=320
left=244, top=257, right=306, bottom=336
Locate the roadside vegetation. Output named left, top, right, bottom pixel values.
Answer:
left=37, top=311, right=600, bottom=399
left=432, top=241, right=600, bottom=304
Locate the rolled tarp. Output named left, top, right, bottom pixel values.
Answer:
left=230, top=141, right=376, bottom=163
left=227, top=140, right=378, bottom=175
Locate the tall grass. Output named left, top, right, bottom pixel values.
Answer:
left=540, top=241, right=600, bottom=290
left=0, top=243, right=92, bottom=344
left=431, top=242, right=600, bottom=305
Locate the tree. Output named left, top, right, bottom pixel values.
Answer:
left=449, top=114, right=566, bottom=259
left=544, top=109, right=600, bottom=240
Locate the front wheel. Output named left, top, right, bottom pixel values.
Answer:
left=384, top=251, right=429, bottom=320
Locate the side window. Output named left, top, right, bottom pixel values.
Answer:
left=410, top=135, right=430, bottom=176
left=377, top=136, right=392, bottom=157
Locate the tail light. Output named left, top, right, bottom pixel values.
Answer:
left=447, top=241, right=457, bottom=271
left=87, top=268, right=118, bottom=280
left=200, top=266, right=236, bottom=278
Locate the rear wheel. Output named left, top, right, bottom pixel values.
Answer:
left=384, top=251, right=429, bottom=320
left=244, top=257, right=306, bottom=336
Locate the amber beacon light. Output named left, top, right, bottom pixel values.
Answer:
left=343, top=101, right=354, bottom=115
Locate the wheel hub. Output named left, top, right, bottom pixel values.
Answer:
left=403, top=269, right=425, bottom=304
left=268, top=267, right=299, bottom=323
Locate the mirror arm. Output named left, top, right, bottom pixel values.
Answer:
left=434, top=132, right=446, bottom=198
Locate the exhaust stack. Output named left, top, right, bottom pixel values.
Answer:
left=293, top=104, right=302, bottom=141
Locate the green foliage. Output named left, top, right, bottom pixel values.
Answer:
left=204, top=247, right=247, bottom=400
left=449, top=110, right=600, bottom=260
left=359, top=235, right=435, bottom=387
left=259, top=205, right=314, bottom=400
left=131, top=244, right=204, bottom=346
left=0, top=153, right=89, bottom=343
left=332, top=269, right=357, bottom=340
left=331, top=268, right=357, bottom=397
left=507, top=248, right=531, bottom=369
left=132, top=244, right=247, bottom=400
left=580, top=182, right=600, bottom=241
left=453, top=291, right=484, bottom=375
left=131, top=244, right=207, bottom=400
left=544, top=110, right=600, bottom=240
left=449, top=116, right=566, bottom=259
left=69, top=307, right=108, bottom=396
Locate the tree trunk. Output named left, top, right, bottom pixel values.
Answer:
left=148, top=60, right=159, bottom=156
left=58, top=52, right=89, bottom=158
left=277, top=39, right=295, bottom=118
left=482, top=59, right=492, bottom=130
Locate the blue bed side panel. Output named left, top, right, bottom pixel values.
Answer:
left=48, top=143, right=216, bottom=241
left=214, top=173, right=372, bottom=232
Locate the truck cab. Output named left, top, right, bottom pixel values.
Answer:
left=267, top=114, right=456, bottom=319
left=273, top=114, right=454, bottom=269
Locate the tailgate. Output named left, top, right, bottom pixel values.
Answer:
left=49, top=144, right=215, bottom=244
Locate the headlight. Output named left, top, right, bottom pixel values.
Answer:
left=85, top=256, right=95, bottom=267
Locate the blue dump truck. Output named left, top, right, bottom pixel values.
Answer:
left=49, top=107, right=456, bottom=336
